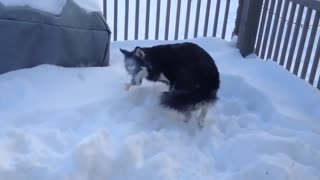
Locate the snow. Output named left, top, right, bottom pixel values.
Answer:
left=0, top=0, right=67, bottom=15
left=0, top=0, right=102, bottom=15
left=74, top=0, right=103, bottom=13
left=0, top=38, right=320, bottom=180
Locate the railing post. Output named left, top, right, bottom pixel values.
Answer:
left=232, top=0, right=243, bottom=37
left=236, top=0, right=263, bottom=57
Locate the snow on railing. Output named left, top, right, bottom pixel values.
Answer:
left=102, top=0, right=236, bottom=41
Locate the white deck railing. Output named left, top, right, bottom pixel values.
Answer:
left=102, top=0, right=235, bottom=41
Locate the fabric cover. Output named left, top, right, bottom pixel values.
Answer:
left=0, top=0, right=111, bottom=74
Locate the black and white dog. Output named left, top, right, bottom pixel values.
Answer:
left=120, top=42, right=220, bottom=128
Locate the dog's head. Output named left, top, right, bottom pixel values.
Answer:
left=120, top=47, right=147, bottom=76
left=120, top=47, right=149, bottom=86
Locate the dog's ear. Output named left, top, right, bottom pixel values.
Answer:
left=134, top=47, right=146, bottom=59
left=120, top=48, right=130, bottom=57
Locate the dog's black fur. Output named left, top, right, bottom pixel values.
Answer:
left=120, top=42, right=220, bottom=113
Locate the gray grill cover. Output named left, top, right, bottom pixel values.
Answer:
left=0, top=0, right=111, bottom=74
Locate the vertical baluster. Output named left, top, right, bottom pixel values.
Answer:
left=267, top=0, right=283, bottom=59
left=308, top=35, right=320, bottom=85
left=114, top=0, right=118, bottom=41
left=103, top=0, right=107, bottom=19
left=286, top=5, right=304, bottom=71
left=255, top=0, right=270, bottom=55
left=221, top=0, right=231, bottom=39
left=175, top=0, right=182, bottom=40
left=184, top=0, right=192, bottom=39
left=301, top=11, right=320, bottom=79
left=135, top=0, right=140, bottom=40
left=165, top=0, right=172, bottom=40
left=212, top=0, right=221, bottom=37
left=194, top=0, right=202, bottom=38
left=273, top=0, right=290, bottom=61
left=293, top=8, right=312, bottom=75
left=155, top=0, right=161, bottom=40
left=124, top=0, right=129, bottom=40
left=260, top=0, right=276, bottom=59
left=279, top=2, right=297, bottom=66
left=145, top=0, right=151, bottom=40
left=203, top=0, right=212, bottom=37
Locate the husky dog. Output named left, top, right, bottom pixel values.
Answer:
left=120, top=42, right=220, bottom=128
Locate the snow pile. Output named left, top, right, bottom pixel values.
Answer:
left=0, top=38, right=320, bottom=180
left=0, top=0, right=66, bottom=15
left=0, top=0, right=102, bottom=15
left=74, top=0, right=102, bottom=13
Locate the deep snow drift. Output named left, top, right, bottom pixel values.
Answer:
left=0, top=38, right=320, bottom=180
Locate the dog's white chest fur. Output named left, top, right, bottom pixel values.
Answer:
left=133, top=67, right=149, bottom=85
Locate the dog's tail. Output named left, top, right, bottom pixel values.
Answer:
left=160, top=88, right=218, bottom=112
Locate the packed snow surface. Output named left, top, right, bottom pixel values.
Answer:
left=0, top=0, right=102, bottom=15
left=0, top=38, right=320, bottom=180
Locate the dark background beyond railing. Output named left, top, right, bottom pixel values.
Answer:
left=102, top=0, right=320, bottom=90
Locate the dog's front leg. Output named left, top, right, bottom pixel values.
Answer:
left=198, top=104, right=208, bottom=129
